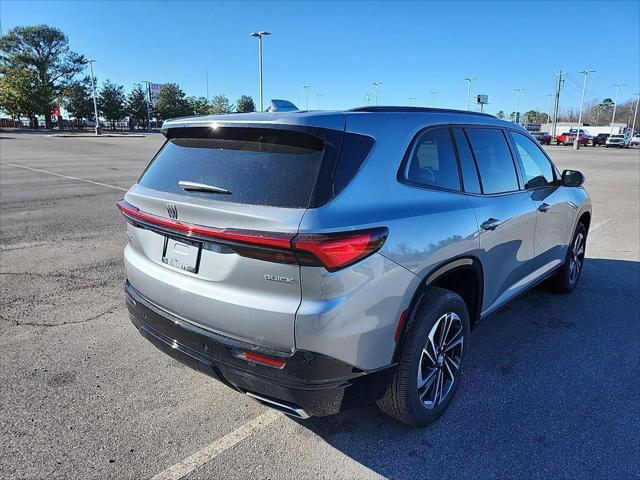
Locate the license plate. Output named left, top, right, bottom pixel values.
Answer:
left=162, top=237, right=201, bottom=273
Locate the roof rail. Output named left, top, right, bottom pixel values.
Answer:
left=349, top=106, right=495, bottom=117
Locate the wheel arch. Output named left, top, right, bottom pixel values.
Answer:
left=578, top=210, right=591, bottom=232
left=392, top=255, right=484, bottom=362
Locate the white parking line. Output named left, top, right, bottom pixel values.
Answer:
left=590, top=218, right=611, bottom=233
left=151, top=411, right=281, bottom=480
left=0, top=161, right=128, bottom=191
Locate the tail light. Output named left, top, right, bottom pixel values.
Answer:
left=292, top=229, right=388, bottom=271
left=117, top=200, right=387, bottom=271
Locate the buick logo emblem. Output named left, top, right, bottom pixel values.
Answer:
left=167, top=203, right=178, bottom=220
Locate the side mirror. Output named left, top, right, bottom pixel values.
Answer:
left=561, top=169, right=585, bottom=187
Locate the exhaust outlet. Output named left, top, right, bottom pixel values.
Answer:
left=246, top=392, right=311, bottom=419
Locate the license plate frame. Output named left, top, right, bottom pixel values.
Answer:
left=162, top=235, right=202, bottom=274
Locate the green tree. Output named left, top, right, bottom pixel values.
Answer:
left=495, top=110, right=505, bottom=119
left=61, top=78, right=94, bottom=128
left=0, top=25, right=86, bottom=128
left=153, top=83, right=190, bottom=121
left=235, top=95, right=256, bottom=113
left=523, top=110, right=547, bottom=124
left=596, top=98, right=615, bottom=124
left=187, top=96, right=211, bottom=115
left=98, top=80, right=126, bottom=129
left=0, top=67, right=40, bottom=125
left=127, top=83, right=148, bottom=130
left=210, top=94, right=232, bottom=114
left=600, top=98, right=615, bottom=110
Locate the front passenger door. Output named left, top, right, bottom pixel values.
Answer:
left=508, top=131, right=576, bottom=269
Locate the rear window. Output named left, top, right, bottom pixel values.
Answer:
left=139, top=128, right=325, bottom=208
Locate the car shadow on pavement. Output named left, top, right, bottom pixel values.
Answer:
left=294, top=257, right=640, bottom=479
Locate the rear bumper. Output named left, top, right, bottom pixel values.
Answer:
left=125, top=281, right=394, bottom=417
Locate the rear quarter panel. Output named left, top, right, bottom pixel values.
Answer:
left=295, top=113, right=484, bottom=370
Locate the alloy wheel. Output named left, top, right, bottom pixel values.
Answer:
left=569, top=232, right=585, bottom=285
left=417, top=312, right=464, bottom=409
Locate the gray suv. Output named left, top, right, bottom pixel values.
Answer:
left=118, top=107, right=591, bottom=426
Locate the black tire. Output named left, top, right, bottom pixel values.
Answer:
left=377, top=287, right=470, bottom=427
left=545, top=222, right=587, bottom=293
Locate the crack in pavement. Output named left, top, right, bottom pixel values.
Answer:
left=0, top=305, right=124, bottom=328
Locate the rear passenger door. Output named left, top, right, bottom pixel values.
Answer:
left=508, top=131, right=575, bottom=268
left=453, top=127, right=538, bottom=315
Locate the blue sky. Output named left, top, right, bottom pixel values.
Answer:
left=2, top=0, right=639, bottom=114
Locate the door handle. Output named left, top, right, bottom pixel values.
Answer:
left=538, top=203, right=551, bottom=213
left=481, top=218, right=503, bottom=231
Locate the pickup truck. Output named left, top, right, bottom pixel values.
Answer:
left=556, top=132, right=590, bottom=146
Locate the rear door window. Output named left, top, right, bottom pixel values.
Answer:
left=465, top=128, right=520, bottom=194
left=404, top=127, right=461, bottom=191
left=139, top=128, right=325, bottom=208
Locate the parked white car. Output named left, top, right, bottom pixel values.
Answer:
left=605, top=134, right=631, bottom=148
left=630, top=134, right=640, bottom=146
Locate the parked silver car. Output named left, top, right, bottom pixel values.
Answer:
left=118, top=107, right=592, bottom=426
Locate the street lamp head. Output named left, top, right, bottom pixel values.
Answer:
left=259, top=31, right=271, bottom=36
left=250, top=31, right=271, bottom=37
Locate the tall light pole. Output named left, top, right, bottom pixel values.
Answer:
left=573, top=69, right=595, bottom=149
left=86, top=60, right=101, bottom=135
left=316, top=93, right=322, bottom=110
left=372, top=82, right=382, bottom=106
left=250, top=31, right=271, bottom=112
left=514, top=88, right=524, bottom=124
left=408, top=96, right=416, bottom=106
left=141, top=81, right=153, bottom=132
left=610, top=83, right=625, bottom=135
left=430, top=90, right=438, bottom=107
left=303, top=85, right=311, bottom=110
left=545, top=94, right=554, bottom=125
left=364, top=93, right=372, bottom=105
left=464, top=77, right=477, bottom=110
left=631, top=93, right=640, bottom=137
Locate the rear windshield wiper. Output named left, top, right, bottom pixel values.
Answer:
left=178, top=181, right=232, bottom=195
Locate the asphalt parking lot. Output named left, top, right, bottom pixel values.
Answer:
left=1, top=131, right=638, bottom=479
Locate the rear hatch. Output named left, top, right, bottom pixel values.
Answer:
left=122, top=123, right=343, bottom=352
